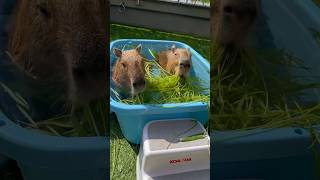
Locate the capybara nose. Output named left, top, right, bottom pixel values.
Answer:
left=133, top=79, right=145, bottom=88
left=179, top=62, right=191, bottom=68
left=224, top=6, right=233, bottom=14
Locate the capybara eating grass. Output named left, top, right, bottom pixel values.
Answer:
left=8, top=0, right=108, bottom=107
left=157, top=44, right=192, bottom=79
left=112, top=45, right=146, bottom=97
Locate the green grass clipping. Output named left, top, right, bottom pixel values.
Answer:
left=120, top=49, right=209, bottom=105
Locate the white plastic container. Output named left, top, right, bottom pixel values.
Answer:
left=137, top=119, right=210, bottom=180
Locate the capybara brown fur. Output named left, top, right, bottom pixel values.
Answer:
left=212, top=0, right=260, bottom=47
left=112, top=45, right=146, bottom=97
left=8, top=0, right=108, bottom=106
left=157, top=45, right=192, bottom=78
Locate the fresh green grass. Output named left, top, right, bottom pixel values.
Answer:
left=110, top=114, right=138, bottom=180
left=119, top=57, right=209, bottom=105
left=0, top=81, right=108, bottom=137
left=192, top=0, right=210, bottom=3
left=110, top=24, right=210, bottom=180
left=210, top=44, right=320, bottom=178
left=211, top=44, right=320, bottom=135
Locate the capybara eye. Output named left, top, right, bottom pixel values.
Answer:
left=224, top=6, right=233, bottom=14
left=37, top=5, right=51, bottom=19
left=121, top=62, right=127, bottom=68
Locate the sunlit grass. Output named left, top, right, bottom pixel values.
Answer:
left=211, top=44, right=320, bottom=140
left=118, top=51, right=209, bottom=105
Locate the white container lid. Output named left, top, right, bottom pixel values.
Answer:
left=137, top=119, right=210, bottom=180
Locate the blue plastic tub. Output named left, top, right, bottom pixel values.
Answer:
left=211, top=0, right=320, bottom=179
left=110, top=39, right=210, bottom=144
left=0, top=1, right=108, bottom=180
left=0, top=111, right=108, bottom=180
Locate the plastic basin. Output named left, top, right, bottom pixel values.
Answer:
left=110, top=39, right=210, bottom=144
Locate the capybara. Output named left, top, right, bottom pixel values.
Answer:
left=8, top=0, right=108, bottom=106
left=212, top=0, right=260, bottom=47
left=157, top=44, right=192, bottom=78
left=112, top=45, right=146, bottom=97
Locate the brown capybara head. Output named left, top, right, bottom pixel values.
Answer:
left=170, top=45, right=192, bottom=78
left=159, top=45, right=192, bottom=79
left=212, top=0, right=260, bottom=47
left=8, top=0, right=108, bottom=106
left=112, top=45, right=146, bottom=96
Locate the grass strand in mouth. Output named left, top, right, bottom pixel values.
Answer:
left=120, top=49, right=209, bottom=105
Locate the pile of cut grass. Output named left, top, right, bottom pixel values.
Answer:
left=119, top=51, right=209, bottom=105
left=211, top=44, right=320, bottom=133
left=0, top=82, right=108, bottom=137
left=211, top=44, right=320, bottom=177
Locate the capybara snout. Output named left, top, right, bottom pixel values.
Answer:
left=133, top=78, right=146, bottom=89
left=9, top=0, right=108, bottom=105
left=212, top=0, right=260, bottom=47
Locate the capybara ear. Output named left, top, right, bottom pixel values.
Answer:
left=136, top=44, right=142, bottom=53
left=170, top=44, right=177, bottom=52
left=113, top=48, right=122, bottom=58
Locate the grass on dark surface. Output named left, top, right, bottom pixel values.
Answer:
left=210, top=43, right=320, bottom=143
left=110, top=24, right=210, bottom=180
left=0, top=82, right=108, bottom=137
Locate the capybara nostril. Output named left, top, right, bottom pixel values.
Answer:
left=133, top=82, right=138, bottom=87
left=224, top=6, right=233, bottom=14
left=133, top=79, right=145, bottom=88
left=180, top=63, right=191, bottom=68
